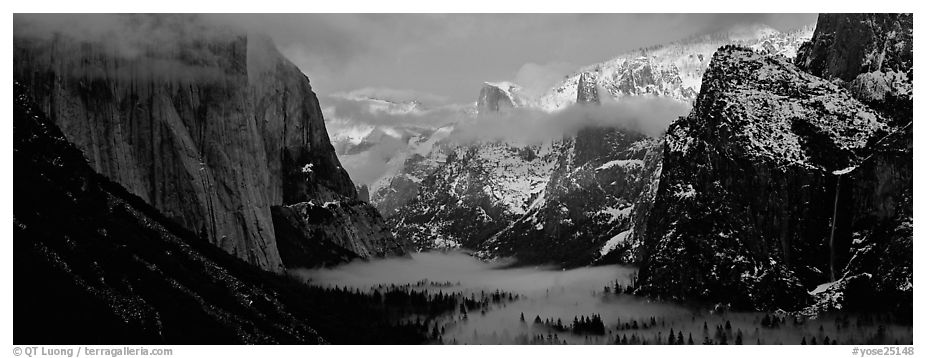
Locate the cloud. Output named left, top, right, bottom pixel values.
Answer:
left=14, top=14, right=818, bottom=102
left=338, top=148, right=396, bottom=187
left=326, top=92, right=690, bottom=186
left=513, top=62, right=575, bottom=99
left=322, top=90, right=473, bottom=186
left=322, top=93, right=471, bottom=130
left=334, top=87, right=450, bottom=105
left=14, top=14, right=240, bottom=57
left=450, top=96, right=691, bottom=145
left=294, top=251, right=634, bottom=294
left=13, top=14, right=270, bottom=84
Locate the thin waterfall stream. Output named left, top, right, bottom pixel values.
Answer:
left=827, top=174, right=841, bottom=282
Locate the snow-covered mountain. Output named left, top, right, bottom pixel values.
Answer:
left=376, top=23, right=815, bottom=266
left=332, top=25, right=812, bottom=207
left=539, top=24, right=813, bottom=111
left=325, top=93, right=472, bottom=215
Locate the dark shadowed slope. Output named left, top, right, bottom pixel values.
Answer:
left=13, top=82, right=427, bottom=344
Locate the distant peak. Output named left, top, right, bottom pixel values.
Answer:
left=477, top=81, right=527, bottom=115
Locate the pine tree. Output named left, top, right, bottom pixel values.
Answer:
left=668, top=329, right=676, bottom=345
left=688, top=333, right=694, bottom=345
left=801, top=336, right=807, bottom=345
left=735, top=330, right=743, bottom=345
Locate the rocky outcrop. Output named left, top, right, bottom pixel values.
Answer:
left=576, top=72, right=600, bottom=105
left=796, top=14, right=912, bottom=125
left=483, top=73, right=660, bottom=266
left=796, top=14, right=912, bottom=84
left=272, top=199, right=407, bottom=269
left=636, top=45, right=895, bottom=311
left=372, top=155, right=439, bottom=218
left=795, top=14, right=913, bottom=318
left=482, top=131, right=656, bottom=267
left=476, top=82, right=519, bottom=115
left=13, top=17, right=407, bottom=271
left=390, top=141, right=562, bottom=252
left=366, top=125, right=455, bottom=218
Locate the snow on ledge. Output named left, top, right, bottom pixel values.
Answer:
left=600, top=230, right=631, bottom=256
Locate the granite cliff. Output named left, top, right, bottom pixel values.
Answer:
left=637, top=32, right=910, bottom=314
left=13, top=15, right=407, bottom=271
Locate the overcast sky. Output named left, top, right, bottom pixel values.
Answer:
left=214, top=14, right=818, bottom=104
left=14, top=13, right=818, bottom=104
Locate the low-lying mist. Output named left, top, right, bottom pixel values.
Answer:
left=293, top=252, right=912, bottom=345
left=452, top=96, right=691, bottom=143
left=294, top=251, right=636, bottom=294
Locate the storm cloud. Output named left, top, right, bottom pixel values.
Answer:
left=14, top=13, right=817, bottom=102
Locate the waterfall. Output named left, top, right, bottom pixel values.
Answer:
left=827, top=174, right=842, bottom=282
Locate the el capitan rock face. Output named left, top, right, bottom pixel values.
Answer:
left=13, top=20, right=406, bottom=271
left=635, top=44, right=904, bottom=311
left=14, top=82, right=432, bottom=343
left=13, top=82, right=326, bottom=343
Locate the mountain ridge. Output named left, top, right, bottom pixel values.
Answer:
left=374, top=23, right=813, bottom=267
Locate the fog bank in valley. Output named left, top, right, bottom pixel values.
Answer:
left=293, top=252, right=913, bottom=345
left=294, top=251, right=636, bottom=294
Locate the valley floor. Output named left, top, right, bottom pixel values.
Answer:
left=296, top=252, right=912, bottom=345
